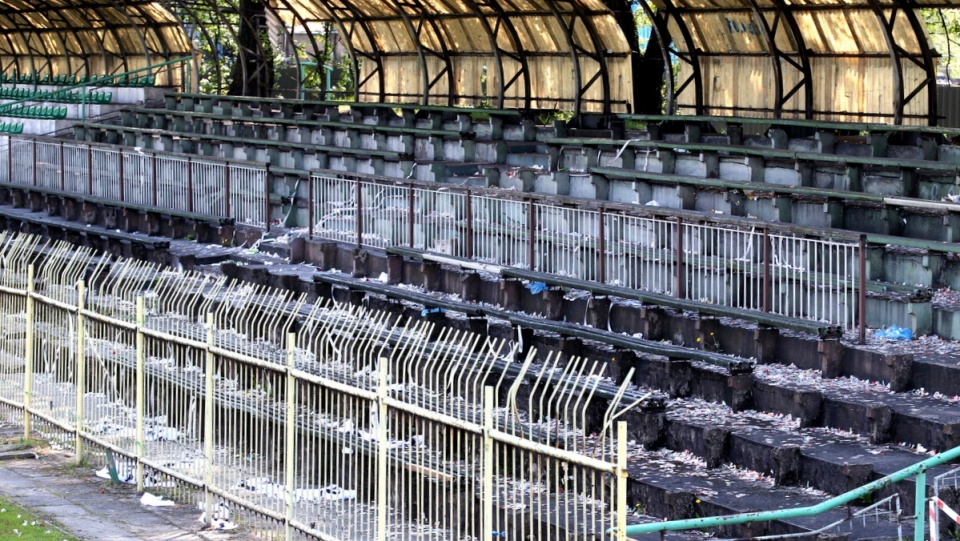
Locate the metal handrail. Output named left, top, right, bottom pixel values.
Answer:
left=619, top=444, right=960, bottom=541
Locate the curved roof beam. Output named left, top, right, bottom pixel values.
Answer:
left=463, top=0, right=533, bottom=109
left=269, top=0, right=327, bottom=96
left=546, top=0, right=611, bottom=114
left=323, top=0, right=386, bottom=102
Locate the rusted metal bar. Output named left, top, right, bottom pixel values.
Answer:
left=859, top=234, right=867, bottom=344
left=676, top=217, right=684, bottom=299
left=465, top=190, right=473, bottom=260
left=598, top=207, right=606, bottom=284
left=527, top=199, right=536, bottom=270
left=407, top=184, right=415, bottom=248
left=763, top=228, right=771, bottom=312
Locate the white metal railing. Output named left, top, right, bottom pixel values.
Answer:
left=310, top=172, right=862, bottom=331
left=0, top=232, right=628, bottom=541
left=4, top=136, right=269, bottom=227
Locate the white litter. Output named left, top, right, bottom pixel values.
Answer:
left=140, top=492, right=175, bottom=507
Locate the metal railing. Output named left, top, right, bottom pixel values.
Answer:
left=0, top=232, right=629, bottom=541
left=310, top=171, right=864, bottom=333
left=620, top=444, right=960, bottom=541
left=2, top=135, right=270, bottom=227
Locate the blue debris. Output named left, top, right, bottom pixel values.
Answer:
left=874, top=325, right=913, bottom=341
left=526, top=281, right=548, bottom=294
left=421, top=307, right=445, bottom=317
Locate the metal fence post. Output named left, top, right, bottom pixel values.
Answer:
left=675, top=217, right=685, bottom=299
left=59, top=141, right=65, bottom=191
left=23, top=264, right=34, bottom=439
left=915, top=469, right=927, bottom=541
left=598, top=207, right=606, bottom=284
left=87, top=146, right=93, bottom=196
left=151, top=153, right=158, bottom=206
left=284, top=332, right=297, bottom=540
left=483, top=386, right=494, bottom=541
left=616, top=421, right=628, bottom=541
left=7, top=136, right=12, bottom=183
left=859, top=235, right=867, bottom=344
left=187, top=157, right=194, bottom=213
left=75, top=281, right=85, bottom=462
left=203, top=312, right=215, bottom=528
left=135, top=296, right=145, bottom=491
left=408, top=184, right=415, bottom=248
left=356, top=180, right=363, bottom=249
left=224, top=164, right=232, bottom=219
left=307, top=175, right=314, bottom=238
left=118, top=151, right=125, bottom=203
left=31, top=140, right=36, bottom=186
left=465, top=190, right=473, bottom=259
left=763, top=228, right=771, bottom=312
left=264, top=167, right=271, bottom=232
left=377, top=356, right=388, bottom=541
left=527, top=200, right=536, bottom=270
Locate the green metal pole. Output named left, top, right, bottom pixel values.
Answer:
left=620, top=444, right=960, bottom=536
left=915, top=469, right=927, bottom=541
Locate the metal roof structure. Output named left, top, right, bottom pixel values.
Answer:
left=0, top=0, right=952, bottom=123
left=0, top=0, right=192, bottom=86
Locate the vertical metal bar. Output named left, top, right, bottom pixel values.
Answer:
left=75, top=280, right=85, bottom=462
left=616, top=421, right=628, bottom=541
left=308, top=175, right=314, bottom=238
left=763, top=228, right=771, bottom=312
left=119, top=151, right=125, bottom=202
left=203, top=312, right=215, bottom=528
left=598, top=207, right=606, bottom=284
left=376, top=356, right=388, bottom=541
left=676, top=217, right=684, bottom=298
left=859, top=234, right=867, bottom=344
left=465, top=190, right=473, bottom=259
left=87, top=146, right=93, bottom=195
left=527, top=199, right=535, bottom=271
left=7, top=137, right=12, bottom=183
left=23, top=264, right=34, bottom=439
left=284, top=332, right=297, bottom=540
left=151, top=153, right=158, bottom=206
left=31, top=141, right=37, bottom=186
left=264, top=166, right=271, bottom=232
left=135, top=296, right=145, bottom=491
left=916, top=470, right=927, bottom=541
left=224, top=164, right=232, bottom=218
left=356, top=180, right=363, bottom=248
left=59, top=141, right=65, bottom=191
left=483, top=386, right=494, bottom=541
left=930, top=499, right=939, bottom=541
left=408, top=184, right=415, bottom=248
left=187, top=157, right=194, bottom=213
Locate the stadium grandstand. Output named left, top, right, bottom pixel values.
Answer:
left=1, top=0, right=960, bottom=540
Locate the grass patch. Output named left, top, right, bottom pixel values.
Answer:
left=2, top=438, right=44, bottom=451
left=0, top=494, right=79, bottom=540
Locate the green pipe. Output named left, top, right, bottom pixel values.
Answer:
left=621, top=444, right=960, bottom=536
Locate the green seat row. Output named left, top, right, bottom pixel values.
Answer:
left=46, top=90, right=112, bottom=104
left=0, top=122, right=24, bottom=134
left=0, top=105, right=67, bottom=119
left=87, top=74, right=156, bottom=87
left=0, top=88, right=36, bottom=100
left=0, top=72, right=157, bottom=87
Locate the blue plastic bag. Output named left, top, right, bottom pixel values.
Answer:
left=873, top=325, right=912, bottom=341
left=526, top=281, right=548, bottom=294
